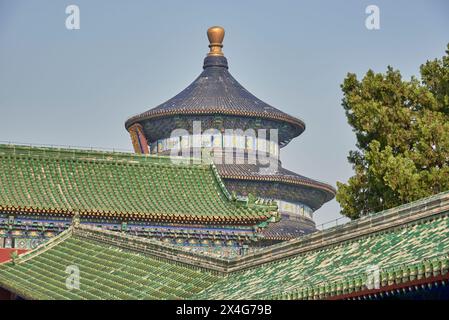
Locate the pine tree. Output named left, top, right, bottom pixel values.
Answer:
left=337, top=44, right=449, bottom=219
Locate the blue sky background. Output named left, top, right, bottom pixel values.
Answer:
left=0, top=0, right=448, bottom=226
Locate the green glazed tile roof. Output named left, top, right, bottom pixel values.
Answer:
left=0, top=144, right=276, bottom=224
left=196, top=214, right=449, bottom=299
left=1, top=191, right=448, bottom=300
left=0, top=233, right=220, bottom=300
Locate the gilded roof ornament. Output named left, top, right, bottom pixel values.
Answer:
left=207, top=26, right=225, bottom=56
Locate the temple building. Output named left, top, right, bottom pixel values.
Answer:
left=1, top=27, right=448, bottom=300
left=125, top=26, right=335, bottom=240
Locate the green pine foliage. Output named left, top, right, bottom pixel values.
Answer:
left=337, top=44, right=449, bottom=219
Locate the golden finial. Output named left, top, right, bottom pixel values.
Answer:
left=207, top=26, right=225, bottom=56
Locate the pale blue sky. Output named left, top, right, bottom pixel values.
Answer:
left=0, top=0, right=448, bottom=225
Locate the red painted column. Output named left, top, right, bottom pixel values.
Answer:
left=128, top=123, right=149, bottom=154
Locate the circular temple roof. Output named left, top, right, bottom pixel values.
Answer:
left=125, top=27, right=305, bottom=146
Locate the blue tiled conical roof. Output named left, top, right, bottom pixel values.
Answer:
left=126, top=56, right=305, bottom=139
left=125, top=55, right=305, bottom=146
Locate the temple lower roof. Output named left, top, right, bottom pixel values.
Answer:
left=216, top=163, right=336, bottom=210
left=258, top=212, right=318, bottom=241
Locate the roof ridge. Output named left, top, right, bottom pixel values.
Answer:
left=0, top=143, right=205, bottom=167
